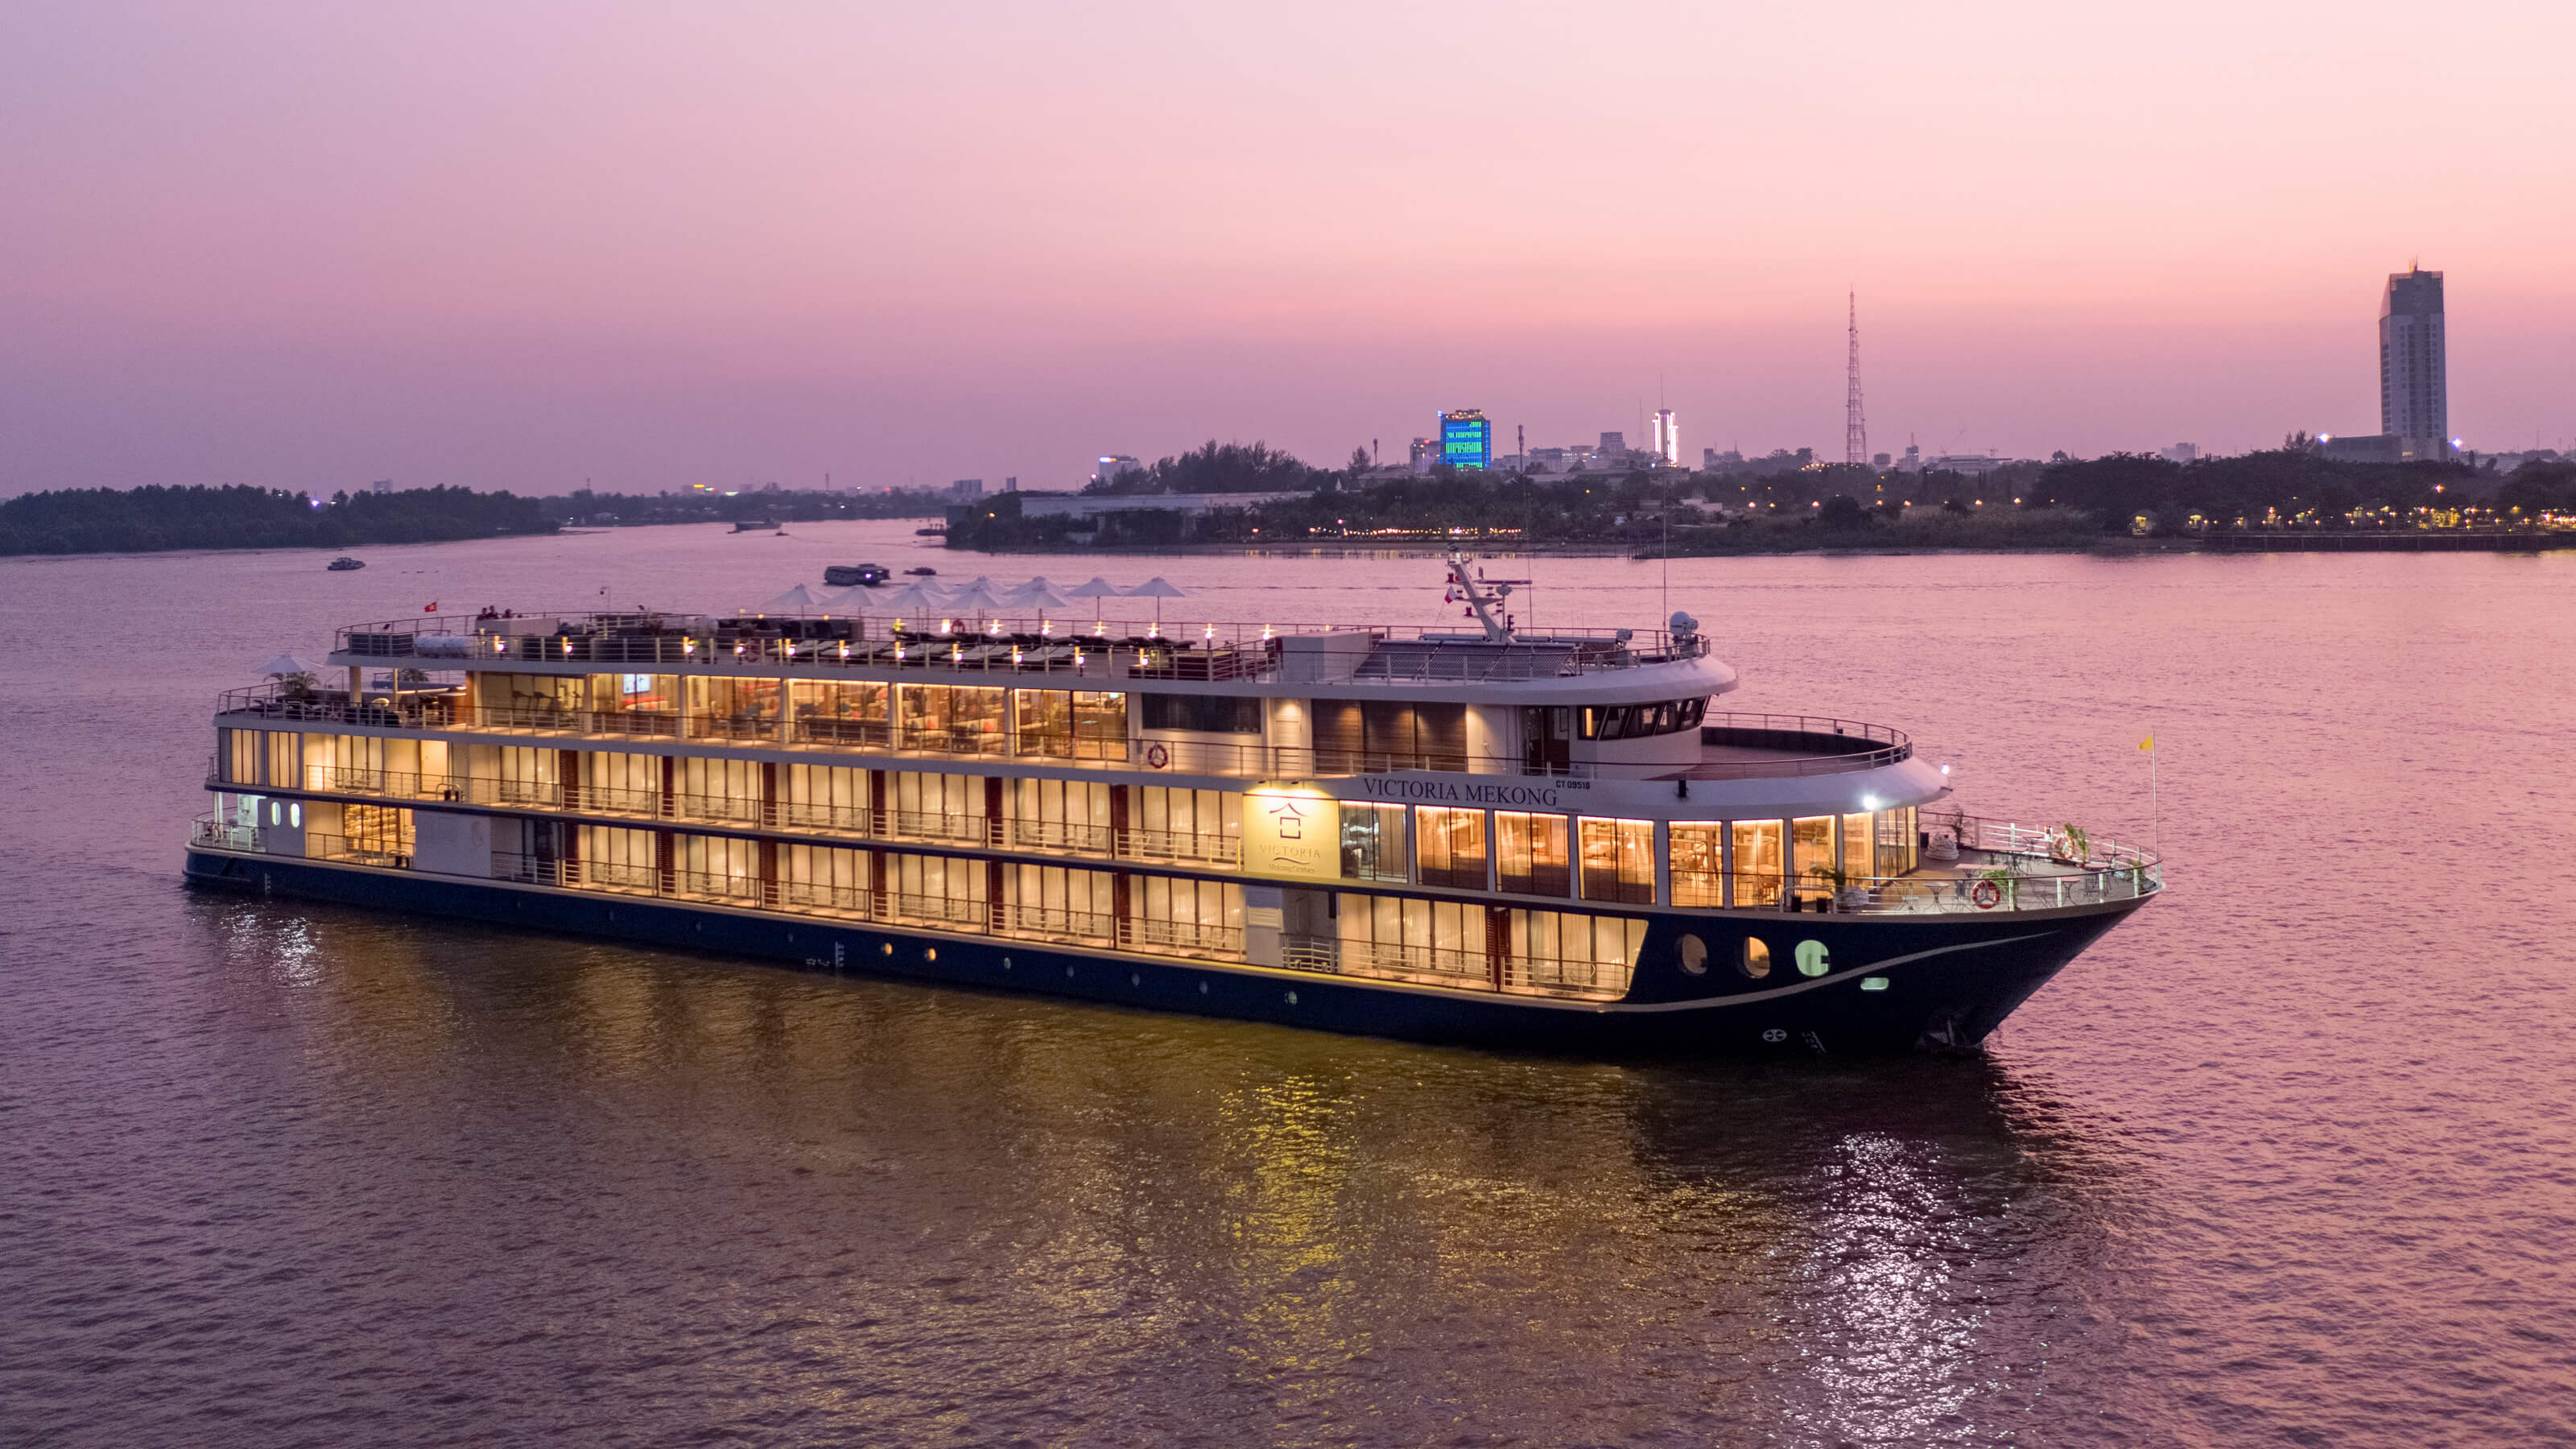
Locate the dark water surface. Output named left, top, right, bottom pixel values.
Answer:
left=5, top=524, right=2573, bottom=1446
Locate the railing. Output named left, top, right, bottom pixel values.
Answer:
left=190, top=814, right=258, bottom=851
left=307, top=831, right=411, bottom=869
left=326, top=609, right=1703, bottom=679
left=1009, top=818, right=1116, bottom=854
left=1276, top=936, right=1630, bottom=1000
left=1129, top=918, right=1246, bottom=957
left=1117, top=828, right=1242, bottom=868
left=220, top=685, right=1909, bottom=785
left=1001, top=903, right=1120, bottom=943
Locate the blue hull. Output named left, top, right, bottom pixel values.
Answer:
left=184, top=850, right=2145, bottom=1055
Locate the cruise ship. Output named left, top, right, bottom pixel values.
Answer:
left=184, top=559, right=2161, bottom=1053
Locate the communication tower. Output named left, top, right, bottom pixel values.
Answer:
left=1845, top=291, right=1868, bottom=467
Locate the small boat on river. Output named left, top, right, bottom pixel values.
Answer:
left=326, top=557, right=365, bottom=571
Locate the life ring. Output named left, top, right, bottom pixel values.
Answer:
left=1144, top=741, right=1170, bottom=770
left=1971, top=878, right=2002, bottom=910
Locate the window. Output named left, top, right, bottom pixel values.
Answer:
left=1876, top=805, right=1919, bottom=877
left=1677, top=933, right=1708, bottom=974
left=1130, top=787, right=1240, bottom=865
left=1414, top=807, right=1488, bottom=889
left=1670, top=823, right=1724, bottom=907
left=795, top=680, right=887, bottom=745
left=782, top=763, right=869, bottom=833
left=892, top=771, right=984, bottom=842
left=1140, top=692, right=1261, bottom=733
left=1576, top=697, right=1709, bottom=741
left=1579, top=817, right=1655, bottom=904
left=1791, top=815, right=1835, bottom=900
left=1732, top=820, right=1783, bottom=907
left=341, top=803, right=414, bottom=865
left=1795, top=939, right=1831, bottom=977
left=1013, top=689, right=1127, bottom=759
left=893, top=852, right=985, bottom=927
left=1740, top=936, right=1771, bottom=979
left=1843, top=811, right=1875, bottom=889
left=1495, top=811, right=1571, bottom=896
left=1011, top=777, right=1112, bottom=854
left=679, top=756, right=762, bottom=824
left=1002, top=863, right=1113, bottom=939
left=1335, top=892, right=1485, bottom=981
left=1132, top=877, right=1243, bottom=955
left=1313, top=700, right=1468, bottom=771
left=781, top=844, right=872, bottom=914
left=1338, top=802, right=1407, bottom=881
left=896, top=684, right=1005, bottom=755
left=1502, top=910, right=1645, bottom=993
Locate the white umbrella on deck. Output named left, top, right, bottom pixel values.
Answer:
left=758, top=583, right=828, bottom=613
left=945, top=583, right=1007, bottom=629
left=1005, top=580, right=1075, bottom=629
left=880, top=580, right=953, bottom=614
left=1067, top=576, right=1122, bottom=628
left=1125, top=576, right=1189, bottom=624
left=254, top=652, right=315, bottom=677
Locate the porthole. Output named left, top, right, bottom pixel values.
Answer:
left=1285, top=989, right=1299, bottom=1005
left=1860, top=976, right=1889, bottom=992
left=881, top=942, right=893, bottom=956
left=1199, top=980, right=1209, bottom=995
left=1130, top=972, right=1141, bottom=987
left=925, top=947, right=937, bottom=962
left=1795, top=940, right=1830, bottom=978
left=1003, top=956, right=1013, bottom=970
left=1740, top=937, right=1772, bottom=980
left=1066, top=965, right=1075, bottom=977
left=1677, top=934, right=1708, bottom=976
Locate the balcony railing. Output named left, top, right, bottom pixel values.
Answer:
left=1276, top=936, right=1630, bottom=1001
left=326, top=609, right=1707, bottom=679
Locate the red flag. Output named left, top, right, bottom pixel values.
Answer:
left=423, top=601, right=439, bottom=613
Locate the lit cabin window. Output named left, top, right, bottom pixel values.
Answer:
left=289, top=803, right=301, bottom=828
left=1740, top=936, right=1771, bottom=979
left=1795, top=940, right=1831, bottom=977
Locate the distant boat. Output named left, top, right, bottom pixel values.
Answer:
left=903, top=566, right=938, bottom=576
left=327, top=556, right=365, bottom=571
left=824, top=564, right=891, bottom=587
left=731, top=519, right=778, bottom=533
left=915, top=524, right=947, bottom=536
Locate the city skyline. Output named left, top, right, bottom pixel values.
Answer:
left=4, top=2, right=2572, bottom=497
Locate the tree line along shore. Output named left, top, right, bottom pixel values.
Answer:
left=944, top=443, right=2576, bottom=554
left=7, top=445, right=2572, bottom=558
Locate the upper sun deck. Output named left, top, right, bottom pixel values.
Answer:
left=325, top=609, right=1728, bottom=699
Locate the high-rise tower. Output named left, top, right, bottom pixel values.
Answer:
left=1651, top=409, right=1678, bottom=467
left=1845, top=291, right=1868, bottom=467
left=2380, top=266, right=2446, bottom=454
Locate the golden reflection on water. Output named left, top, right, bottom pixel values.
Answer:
left=191, top=893, right=2127, bottom=1441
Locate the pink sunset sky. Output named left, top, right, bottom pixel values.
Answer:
left=4, top=0, right=2571, bottom=496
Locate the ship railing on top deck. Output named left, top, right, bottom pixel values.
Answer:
left=327, top=611, right=1705, bottom=677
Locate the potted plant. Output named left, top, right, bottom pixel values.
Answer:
left=1806, top=861, right=1872, bottom=912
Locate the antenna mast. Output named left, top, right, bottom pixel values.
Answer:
left=1845, top=290, right=1868, bottom=467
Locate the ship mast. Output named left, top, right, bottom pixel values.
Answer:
left=1444, top=550, right=1519, bottom=643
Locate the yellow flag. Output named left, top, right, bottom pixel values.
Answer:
left=2138, top=736, right=2155, bottom=751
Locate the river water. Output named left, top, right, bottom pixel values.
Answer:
left=4, top=521, right=2572, bottom=1446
